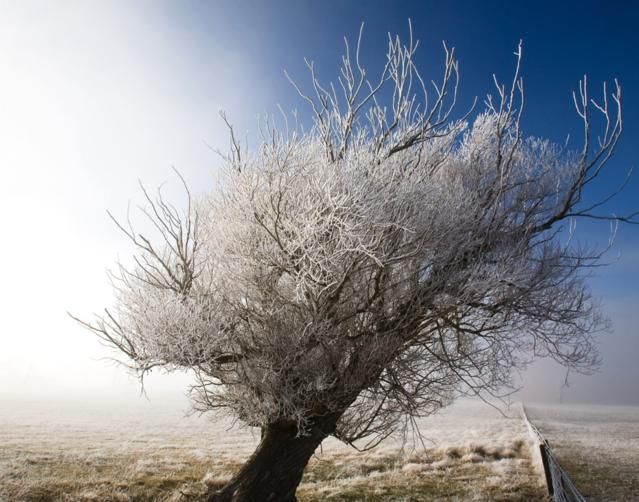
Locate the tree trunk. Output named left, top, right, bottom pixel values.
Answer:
left=207, top=413, right=340, bottom=502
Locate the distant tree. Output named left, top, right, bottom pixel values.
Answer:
left=74, top=25, right=634, bottom=501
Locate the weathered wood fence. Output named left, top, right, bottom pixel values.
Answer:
left=521, top=404, right=586, bottom=502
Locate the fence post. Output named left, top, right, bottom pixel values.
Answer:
left=539, top=443, right=554, bottom=496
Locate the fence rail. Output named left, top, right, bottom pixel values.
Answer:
left=521, top=404, right=586, bottom=502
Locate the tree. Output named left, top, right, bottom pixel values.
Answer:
left=75, top=25, right=634, bottom=501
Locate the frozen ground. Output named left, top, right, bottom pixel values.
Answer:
left=526, top=403, right=639, bottom=501
left=0, top=397, right=545, bottom=501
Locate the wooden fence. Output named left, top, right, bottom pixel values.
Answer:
left=521, top=404, right=586, bottom=502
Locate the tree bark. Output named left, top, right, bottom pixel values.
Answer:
left=207, top=413, right=340, bottom=502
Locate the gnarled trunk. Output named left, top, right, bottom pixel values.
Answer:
left=208, top=413, right=340, bottom=502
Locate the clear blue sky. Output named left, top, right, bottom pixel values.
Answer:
left=1, top=0, right=637, bottom=405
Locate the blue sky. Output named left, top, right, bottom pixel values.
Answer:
left=0, top=0, right=637, bottom=406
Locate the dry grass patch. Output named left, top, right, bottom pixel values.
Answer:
left=297, top=439, right=546, bottom=501
left=0, top=441, right=547, bottom=501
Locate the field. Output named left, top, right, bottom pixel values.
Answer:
left=526, top=403, right=639, bottom=501
left=0, top=398, right=547, bottom=501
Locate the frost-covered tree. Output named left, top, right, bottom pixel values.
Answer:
left=75, top=25, right=634, bottom=501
